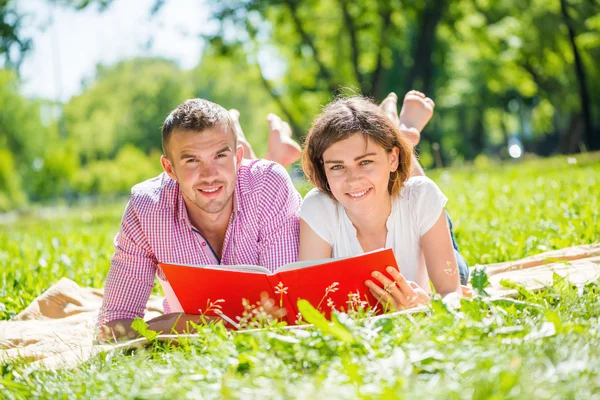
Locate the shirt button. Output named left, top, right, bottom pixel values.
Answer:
left=202, top=242, right=207, bottom=247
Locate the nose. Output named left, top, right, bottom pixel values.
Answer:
left=197, top=160, right=219, bottom=180
left=345, top=165, right=362, bottom=184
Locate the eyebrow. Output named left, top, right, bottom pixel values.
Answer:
left=179, top=146, right=232, bottom=160
left=215, top=146, right=232, bottom=155
left=324, top=152, right=377, bottom=164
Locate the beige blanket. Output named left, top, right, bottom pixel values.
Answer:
left=2, top=243, right=599, bottom=370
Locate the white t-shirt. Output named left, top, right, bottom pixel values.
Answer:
left=299, top=176, right=447, bottom=291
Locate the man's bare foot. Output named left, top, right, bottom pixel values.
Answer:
left=229, top=109, right=256, bottom=159
left=265, top=113, right=302, bottom=167
left=398, top=90, right=435, bottom=147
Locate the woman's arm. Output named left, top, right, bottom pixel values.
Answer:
left=299, top=218, right=332, bottom=261
left=421, top=210, right=462, bottom=297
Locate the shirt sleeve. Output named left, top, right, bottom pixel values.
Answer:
left=97, top=199, right=157, bottom=327
left=257, top=163, right=302, bottom=270
left=407, top=176, right=448, bottom=237
left=298, top=188, right=337, bottom=245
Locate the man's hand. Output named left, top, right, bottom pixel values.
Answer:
left=96, top=313, right=219, bottom=343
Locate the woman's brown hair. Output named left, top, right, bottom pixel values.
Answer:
left=302, top=96, right=413, bottom=198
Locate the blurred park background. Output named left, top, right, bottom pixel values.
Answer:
left=1, top=0, right=599, bottom=212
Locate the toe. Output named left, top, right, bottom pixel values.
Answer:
left=229, top=109, right=240, bottom=119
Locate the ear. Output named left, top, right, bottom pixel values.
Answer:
left=235, top=144, right=244, bottom=170
left=161, top=155, right=177, bottom=180
left=389, top=147, right=400, bottom=172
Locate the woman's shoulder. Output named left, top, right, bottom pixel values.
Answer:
left=400, top=176, right=440, bottom=200
left=302, top=187, right=336, bottom=207
left=300, top=188, right=338, bottom=220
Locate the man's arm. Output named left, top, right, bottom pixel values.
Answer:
left=96, top=199, right=158, bottom=341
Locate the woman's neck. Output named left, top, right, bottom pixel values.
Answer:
left=345, top=194, right=392, bottom=236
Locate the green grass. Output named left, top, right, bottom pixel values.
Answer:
left=1, top=153, right=600, bottom=399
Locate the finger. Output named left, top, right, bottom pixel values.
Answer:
left=424, top=97, right=435, bottom=109
left=461, top=285, right=473, bottom=298
left=409, top=281, right=419, bottom=289
left=366, top=284, right=395, bottom=310
left=371, top=271, right=408, bottom=306
left=385, top=267, right=416, bottom=300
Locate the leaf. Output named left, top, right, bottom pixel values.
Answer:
left=544, top=310, right=564, bottom=334
left=131, top=317, right=158, bottom=342
left=297, top=299, right=355, bottom=344
left=499, top=279, right=537, bottom=300
left=471, top=266, right=490, bottom=297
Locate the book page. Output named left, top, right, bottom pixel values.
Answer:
left=162, top=262, right=271, bottom=274
left=274, top=258, right=334, bottom=273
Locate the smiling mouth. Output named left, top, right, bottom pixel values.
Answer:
left=345, top=187, right=372, bottom=200
left=197, top=185, right=224, bottom=196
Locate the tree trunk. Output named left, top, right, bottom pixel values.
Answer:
left=559, top=0, right=598, bottom=150
left=404, top=0, right=447, bottom=97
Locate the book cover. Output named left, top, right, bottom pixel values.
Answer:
left=158, top=248, right=398, bottom=326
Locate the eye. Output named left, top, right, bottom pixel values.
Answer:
left=330, top=165, right=344, bottom=171
left=359, top=160, right=373, bottom=166
left=216, top=153, right=228, bottom=159
left=185, top=158, right=198, bottom=164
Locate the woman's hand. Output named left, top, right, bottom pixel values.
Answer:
left=365, top=266, right=431, bottom=311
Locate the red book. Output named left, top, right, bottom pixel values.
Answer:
left=158, top=248, right=398, bottom=326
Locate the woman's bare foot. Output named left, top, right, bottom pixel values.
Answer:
left=379, top=90, right=433, bottom=147
left=265, top=113, right=302, bottom=167
left=398, top=90, right=435, bottom=146
left=229, top=109, right=256, bottom=159
left=380, top=92, right=429, bottom=177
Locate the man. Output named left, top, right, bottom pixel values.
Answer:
left=97, top=99, right=302, bottom=341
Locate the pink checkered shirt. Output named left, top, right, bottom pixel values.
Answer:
left=98, top=159, right=301, bottom=326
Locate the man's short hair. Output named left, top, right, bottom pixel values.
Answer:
left=162, top=99, right=237, bottom=155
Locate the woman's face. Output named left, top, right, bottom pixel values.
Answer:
left=322, top=133, right=399, bottom=215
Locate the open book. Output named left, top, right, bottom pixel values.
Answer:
left=158, top=248, right=398, bottom=326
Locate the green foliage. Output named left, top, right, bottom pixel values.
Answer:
left=131, top=317, right=159, bottom=342
left=471, top=266, right=490, bottom=297
left=27, top=141, right=80, bottom=201
left=63, top=58, right=193, bottom=160
left=72, top=145, right=162, bottom=195
left=297, top=299, right=355, bottom=344
left=0, top=147, right=25, bottom=211
left=0, top=69, right=47, bottom=164
left=189, top=45, right=285, bottom=156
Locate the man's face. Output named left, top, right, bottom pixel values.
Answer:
left=161, top=127, right=243, bottom=217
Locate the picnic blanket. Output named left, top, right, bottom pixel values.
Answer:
left=1, top=243, right=599, bottom=370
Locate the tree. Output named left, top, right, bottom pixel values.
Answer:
left=0, top=0, right=32, bottom=70
left=63, top=58, right=193, bottom=161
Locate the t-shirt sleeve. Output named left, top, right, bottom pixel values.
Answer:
left=298, top=188, right=337, bottom=244
left=407, top=176, right=448, bottom=237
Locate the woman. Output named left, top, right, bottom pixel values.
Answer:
left=299, top=97, right=463, bottom=310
